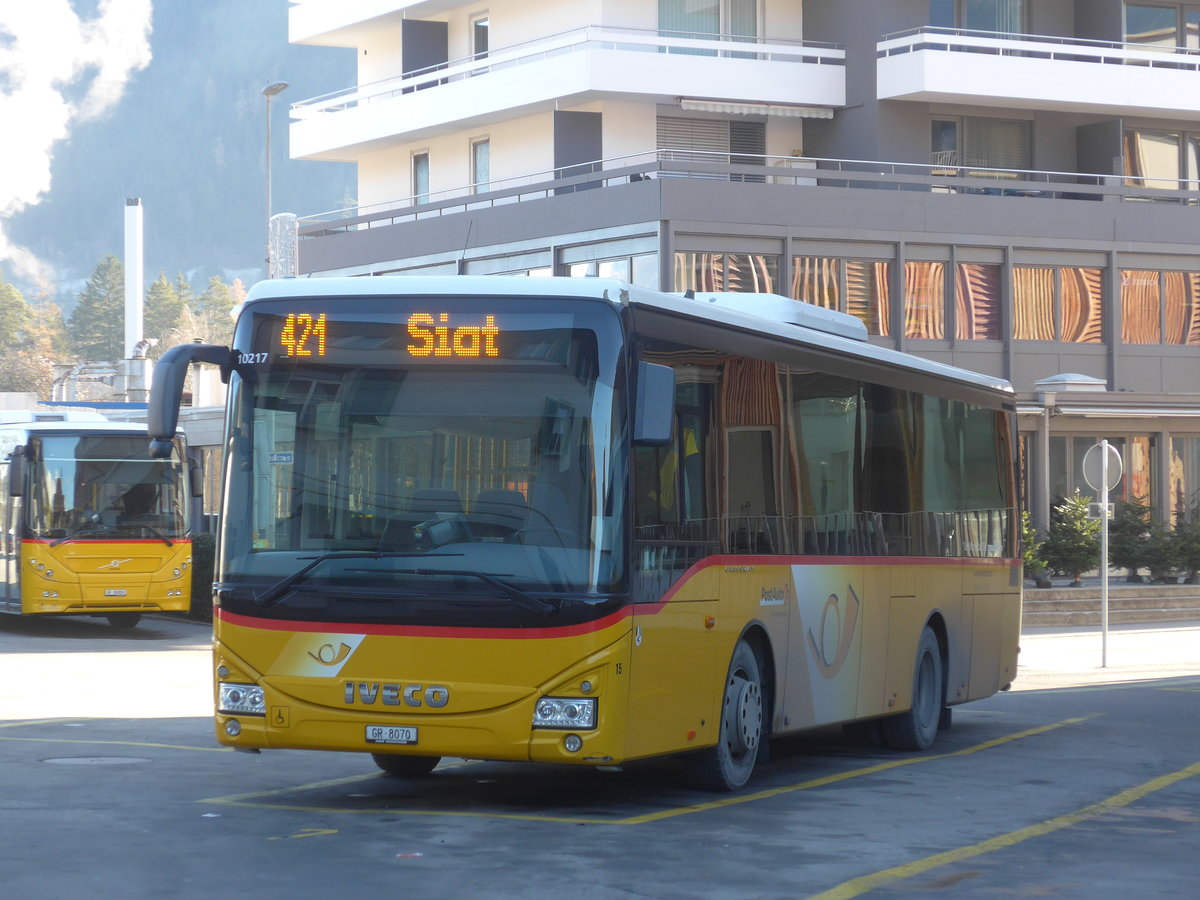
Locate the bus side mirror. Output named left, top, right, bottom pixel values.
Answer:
left=189, top=455, right=205, bottom=499
left=633, top=362, right=675, bottom=446
left=8, top=448, right=24, bottom=498
left=148, top=343, right=233, bottom=458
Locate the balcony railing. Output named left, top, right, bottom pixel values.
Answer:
left=291, top=25, right=844, bottom=119
left=297, top=149, right=1200, bottom=238
left=878, top=26, right=1200, bottom=70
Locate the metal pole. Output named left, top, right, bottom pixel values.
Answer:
left=261, top=82, right=288, bottom=277
left=1101, top=439, right=1109, bottom=668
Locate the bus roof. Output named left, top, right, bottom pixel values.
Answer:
left=0, top=421, right=152, bottom=435
left=242, top=277, right=1014, bottom=399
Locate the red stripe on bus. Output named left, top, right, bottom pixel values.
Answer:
left=23, top=538, right=193, bottom=546
left=215, top=606, right=633, bottom=639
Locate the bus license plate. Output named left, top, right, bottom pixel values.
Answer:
left=365, top=725, right=417, bottom=745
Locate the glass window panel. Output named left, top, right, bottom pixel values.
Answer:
left=728, top=0, right=757, bottom=37
left=791, top=257, right=841, bottom=310
left=1121, top=270, right=1162, bottom=344
left=1189, top=9, right=1200, bottom=49
left=1125, top=4, right=1179, bottom=47
left=1049, top=435, right=1067, bottom=500
left=904, top=261, right=946, bottom=339
left=472, top=16, right=490, bottom=58
left=955, top=262, right=1002, bottom=340
left=631, top=254, right=659, bottom=289
left=964, top=0, right=1023, bottom=33
left=673, top=252, right=720, bottom=292
left=1124, top=130, right=1182, bottom=189
left=846, top=261, right=891, bottom=337
left=723, top=254, right=778, bottom=293
left=1061, top=267, right=1104, bottom=343
left=1187, top=135, right=1200, bottom=190
left=412, top=152, right=429, bottom=201
left=659, top=0, right=719, bottom=37
left=930, top=0, right=955, bottom=28
left=1013, top=267, right=1056, bottom=340
left=963, top=117, right=1032, bottom=170
left=471, top=139, right=490, bottom=194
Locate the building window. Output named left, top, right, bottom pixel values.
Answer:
left=471, top=13, right=490, bottom=59
left=412, top=151, right=429, bottom=202
left=657, top=117, right=766, bottom=178
left=1121, top=269, right=1200, bottom=344
left=1012, top=266, right=1103, bottom=342
left=1124, top=129, right=1200, bottom=190
left=791, top=257, right=892, bottom=337
left=929, top=117, right=1032, bottom=171
left=658, top=0, right=757, bottom=39
left=675, top=252, right=779, bottom=294
left=1126, top=3, right=1200, bottom=49
left=955, top=263, right=1002, bottom=340
left=929, top=0, right=1024, bottom=32
left=567, top=254, right=659, bottom=288
left=470, top=138, right=490, bottom=194
left=904, top=261, right=946, bottom=340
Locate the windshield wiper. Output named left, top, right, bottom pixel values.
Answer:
left=50, top=523, right=111, bottom=547
left=124, top=522, right=174, bottom=547
left=253, top=551, right=462, bottom=608
left=394, top=569, right=558, bottom=617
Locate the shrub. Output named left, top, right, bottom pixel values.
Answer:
left=1042, top=491, right=1099, bottom=586
left=1108, top=497, right=1152, bottom=582
left=1020, top=510, right=1051, bottom=587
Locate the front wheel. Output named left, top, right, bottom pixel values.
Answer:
left=371, top=753, right=440, bottom=777
left=688, top=640, right=764, bottom=792
left=882, top=626, right=944, bottom=751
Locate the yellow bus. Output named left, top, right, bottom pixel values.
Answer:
left=1, top=412, right=194, bottom=628
left=149, top=277, right=1019, bottom=790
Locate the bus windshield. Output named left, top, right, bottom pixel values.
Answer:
left=27, top=434, right=188, bottom=542
left=218, top=298, right=628, bottom=619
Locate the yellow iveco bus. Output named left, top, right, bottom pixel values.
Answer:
left=1, top=412, right=194, bottom=628
left=149, top=276, right=1019, bottom=790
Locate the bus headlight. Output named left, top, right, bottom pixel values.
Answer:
left=532, top=697, right=596, bottom=730
left=218, top=682, right=265, bottom=716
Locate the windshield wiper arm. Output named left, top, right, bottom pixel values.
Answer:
left=50, top=524, right=111, bottom=548
left=395, top=569, right=558, bottom=617
left=254, top=551, right=462, bottom=608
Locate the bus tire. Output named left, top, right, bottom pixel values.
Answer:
left=105, top=613, right=141, bottom=629
left=882, top=626, right=943, bottom=752
left=688, top=640, right=763, bottom=792
left=371, top=753, right=440, bottom=777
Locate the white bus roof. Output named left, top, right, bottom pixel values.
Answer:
left=242, top=276, right=1014, bottom=398
left=0, top=421, right=150, bottom=434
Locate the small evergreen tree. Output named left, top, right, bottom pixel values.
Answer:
left=1042, top=491, right=1100, bottom=586
left=1108, top=496, right=1152, bottom=582
left=69, top=254, right=125, bottom=361
left=1021, top=510, right=1051, bottom=586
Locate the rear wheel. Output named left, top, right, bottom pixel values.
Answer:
left=688, top=640, right=764, bottom=792
left=882, top=626, right=944, bottom=751
left=105, top=613, right=141, bottom=629
left=371, top=753, right=440, bottom=777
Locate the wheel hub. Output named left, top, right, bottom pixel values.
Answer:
left=727, top=676, right=762, bottom=756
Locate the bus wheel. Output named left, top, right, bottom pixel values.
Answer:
left=883, top=627, right=944, bottom=752
left=688, top=640, right=763, bottom=792
left=105, top=613, right=141, bottom=629
left=371, top=753, right=440, bottom=777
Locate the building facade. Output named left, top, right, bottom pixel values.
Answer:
left=286, top=0, right=1200, bottom=532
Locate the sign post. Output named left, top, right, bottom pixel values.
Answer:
left=1082, top=440, right=1123, bottom=667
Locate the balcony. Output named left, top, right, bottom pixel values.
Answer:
left=289, top=26, right=845, bottom=160
left=878, top=28, right=1200, bottom=118
left=289, top=1, right=450, bottom=47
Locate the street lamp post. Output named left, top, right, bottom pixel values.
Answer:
left=262, top=81, right=289, bottom=277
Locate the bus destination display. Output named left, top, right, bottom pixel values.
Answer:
left=273, top=311, right=501, bottom=360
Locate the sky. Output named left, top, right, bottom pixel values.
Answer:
left=0, top=0, right=354, bottom=304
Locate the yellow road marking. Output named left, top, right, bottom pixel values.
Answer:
left=804, top=759, right=1200, bottom=900
left=202, top=715, right=1097, bottom=825
left=0, top=735, right=230, bottom=752
left=268, top=828, right=339, bottom=841
left=0, top=718, right=77, bottom=729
